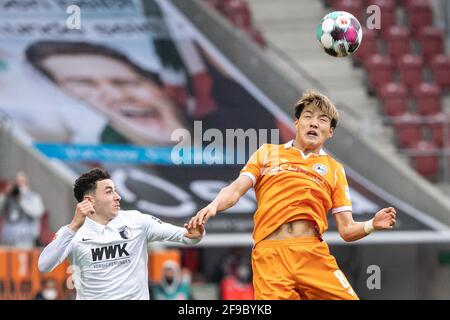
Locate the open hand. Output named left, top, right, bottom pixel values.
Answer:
left=186, top=204, right=217, bottom=230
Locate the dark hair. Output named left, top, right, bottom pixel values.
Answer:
left=25, top=40, right=161, bottom=85
left=73, top=168, right=111, bottom=202
left=294, top=90, right=339, bottom=129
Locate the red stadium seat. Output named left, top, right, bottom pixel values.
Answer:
left=365, top=54, right=394, bottom=94
left=412, top=82, right=442, bottom=116
left=246, top=26, right=266, bottom=48
left=408, top=140, right=440, bottom=180
left=406, top=0, right=433, bottom=38
left=39, top=212, right=56, bottom=246
left=379, top=82, right=408, bottom=116
left=401, top=0, right=415, bottom=8
left=353, top=28, right=378, bottom=65
left=398, top=54, right=423, bottom=91
left=334, top=0, right=364, bottom=22
left=0, top=178, right=8, bottom=193
left=393, top=112, right=422, bottom=148
left=426, top=112, right=450, bottom=147
left=418, top=26, right=444, bottom=65
left=219, top=0, right=252, bottom=29
left=430, top=54, right=450, bottom=90
left=386, top=26, right=412, bottom=67
left=372, top=0, right=396, bottom=38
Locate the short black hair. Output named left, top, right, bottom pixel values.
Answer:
left=73, top=168, right=111, bottom=202
left=25, top=40, right=161, bottom=86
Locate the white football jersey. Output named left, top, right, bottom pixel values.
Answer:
left=38, top=210, right=201, bottom=300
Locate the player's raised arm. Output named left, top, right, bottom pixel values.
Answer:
left=187, top=175, right=253, bottom=229
left=334, top=207, right=397, bottom=242
left=38, top=199, right=94, bottom=272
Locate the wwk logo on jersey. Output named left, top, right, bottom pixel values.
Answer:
left=91, top=244, right=129, bottom=262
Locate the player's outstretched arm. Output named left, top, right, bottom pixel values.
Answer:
left=38, top=200, right=94, bottom=272
left=186, top=175, right=253, bottom=229
left=334, top=207, right=397, bottom=242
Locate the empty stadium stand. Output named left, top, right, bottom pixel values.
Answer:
left=329, top=0, right=450, bottom=182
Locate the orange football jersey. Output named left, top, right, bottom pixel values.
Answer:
left=240, top=140, right=352, bottom=245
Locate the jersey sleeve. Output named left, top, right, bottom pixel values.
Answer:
left=239, top=144, right=268, bottom=186
left=38, top=226, right=75, bottom=272
left=140, top=213, right=202, bottom=245
left=331, top=164, right=353, bottom=214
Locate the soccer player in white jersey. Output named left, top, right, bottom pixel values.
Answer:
left=38, top=168, right=204, bottom=300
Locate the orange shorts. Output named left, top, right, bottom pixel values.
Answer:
left=252, top=237, right=359, bottom=300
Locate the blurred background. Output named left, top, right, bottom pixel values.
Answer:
left=1, top=0, right=450, bottom=300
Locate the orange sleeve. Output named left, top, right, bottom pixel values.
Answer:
left=331, top=164, right=353, bottom=214
left=239, top=144, right=268, bottom=186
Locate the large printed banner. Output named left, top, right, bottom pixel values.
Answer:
left=0, top=0, right=447, bottom=244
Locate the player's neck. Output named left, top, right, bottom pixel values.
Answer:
left=292, top=140, right=321, bottom=156
left=91, top=213, right=113, bottom=225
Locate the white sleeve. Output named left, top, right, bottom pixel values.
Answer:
left=38, top=226, right=75, bottom=272
left=141, top=214, right=202, bottom=245
left=19, top=191, right=45, bottom=219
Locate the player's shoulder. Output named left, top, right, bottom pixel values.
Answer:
left=116, top=209, right=146, bottom=224
left=118, top=209, right=142, bottom=218
left=323, top=153, right=344, bottom=169
left=260, top=142, right=286, bottom=154
left=119, top=210, right=164, bottom=225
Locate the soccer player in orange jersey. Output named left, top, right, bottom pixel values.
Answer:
left=186, top=90, right=396, bottom=300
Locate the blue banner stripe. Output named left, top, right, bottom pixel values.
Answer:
left=33, top=143, right=236, bottom=165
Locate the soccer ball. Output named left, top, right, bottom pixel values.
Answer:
left=316, top=11, right=363, bottom=57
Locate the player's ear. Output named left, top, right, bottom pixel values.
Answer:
left=328, top=126, right=335, bottom=138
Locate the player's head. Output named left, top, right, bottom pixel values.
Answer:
left=161, top=260, right=180, bottom=286
left=73, top=168, right=121, bottom=219
left=26, top=41, right=186, bottom=145
left=14, top=171, right=29, bottom=189
left=39, top=278, right=58, bottom=300
left=293, top=90, right=339, bottom=152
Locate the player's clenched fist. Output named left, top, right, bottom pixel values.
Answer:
left=373, top=207, right=397, bottom=230
left=68, top=199, right=95, bottom=232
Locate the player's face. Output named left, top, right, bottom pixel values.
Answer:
left=42, top=54, right=186, bottom=145
left=91, top=179, right=121, bottom=220
left=295, top=104, right=334, bottom=154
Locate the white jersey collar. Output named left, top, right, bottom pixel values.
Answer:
left=84, top=216, right=115, bottom=232
left=284, top=139, right=327, bottom=157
